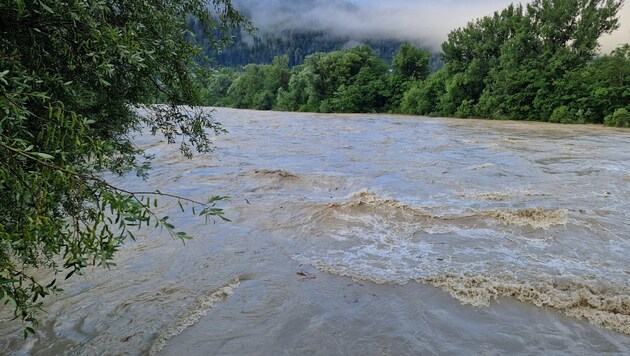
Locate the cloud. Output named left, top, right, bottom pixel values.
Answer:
left=232, top=0, right=628, bottom=53
left=600, top=1, right=630, bottom=53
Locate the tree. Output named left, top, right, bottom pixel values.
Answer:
left=476, top=0, right=623, bottom=120
left=388, top=43, right=430, bottom=110
left=201, top=68, right=240, bottom=106
left=224, top=56, right=290, bottom=109
left=329, top=50, right=389, bottom=113
left=276, top=63, right=319, bottom=112
left=392, top=43, right=430, bottom=81
left=440, top=3, right=528, bottom=118
left=274, top=46, right=389, bottom=113
left=400, top=69, right=448, bottom=115
left=553, top=44, right=630, bottom=124
left=0, top=0, right=249, bottom=336
left=404, top=0, right=625, bottom=121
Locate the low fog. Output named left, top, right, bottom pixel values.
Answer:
left=232, top=0, right=629, bottom=53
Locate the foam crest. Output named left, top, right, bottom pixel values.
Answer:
left=299, top=252, right=630, bottom=335
left=423, top=274, right=630, bottom=335
left=321, top=190, right=566, bottom=230
left=331, top=190, right=404, bottom=206
left=149, top=279, right=240, bottom=354
left=244, top=169, right=355, bottom=197
left=477, top=207, right=568, bottom=229
left=468, top=163, right=495, bottom=170
left=462, top=189, right=550, bottom=202
left=325, top=190, right=435, bottom=217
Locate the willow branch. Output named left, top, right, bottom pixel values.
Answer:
left=0, top=140, right=215, bottom=207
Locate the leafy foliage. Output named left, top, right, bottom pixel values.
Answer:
left=392, top=43, right=431, bottom=81
left=605, top=108, right=630, bottom=127
left=412, top=0, right=627, bottom=124
left=388, top=44, right=431, bottom=110
left=224, top=56, right=290, bottom=109
left=223, top=44, right=421, bottom=114
left=0, top=0, right=249, bottom=335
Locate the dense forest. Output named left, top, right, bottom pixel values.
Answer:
left=205, top=0, right=629, bottom=127
left=216, top=28, right=403, bottom=67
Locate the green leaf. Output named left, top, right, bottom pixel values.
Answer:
left=38, top=1, right=54, bottom=13
left=30, top=152, right=54, bottom=160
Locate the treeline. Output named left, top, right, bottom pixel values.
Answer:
left=204, top=0, right=629, bottom=126
left=201, top=44, right=426, bottom=112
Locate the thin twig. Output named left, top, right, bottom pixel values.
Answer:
left=0, top=140, right=210, bottom=206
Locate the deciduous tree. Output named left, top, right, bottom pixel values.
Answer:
left=0, top=0, right=249, bottom=335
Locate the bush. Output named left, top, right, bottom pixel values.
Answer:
left=549, top=106, right=571, bottom=123
left=399, top=84, right=423, bottom=115
left=455, top=99, right=476, bottom=118
left=604, top=108, right=630, bottom=127
left=549, top=106, right=587, bottom=124
left=254, top=90, right=275, bottom=110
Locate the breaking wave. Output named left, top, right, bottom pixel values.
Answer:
left=290, top=190, right=628, bottom=335
left=311, top=190, right=566, bottom=230
left=149, top=279, right=240, bottom=354
left=476, top=207, right=567, bottom=229
left=423, top=274, right=630, bottom=335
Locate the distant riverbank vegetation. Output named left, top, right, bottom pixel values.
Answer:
left=204, top=0, right=629, bottom=127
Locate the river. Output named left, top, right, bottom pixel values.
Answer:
left=1, top=108, right=629, bottom=354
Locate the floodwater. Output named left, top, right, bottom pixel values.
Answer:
left=1, top=108, right=629, bottom=354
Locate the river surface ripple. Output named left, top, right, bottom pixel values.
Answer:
left=2, top=108, right=630, bottom=354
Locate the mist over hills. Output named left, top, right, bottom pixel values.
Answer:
left=211, top=0, right=628, bottom=68
left=231, top=0, right=628, bottom=51
left=230, top=0, right=519, bottom=51
left=212, top=28, right=431, bottom=68
left=214, top=0, right=461, bottom=67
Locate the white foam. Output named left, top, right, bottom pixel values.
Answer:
left=149, top=279, right=240, bottom=355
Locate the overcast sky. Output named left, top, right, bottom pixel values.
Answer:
left=232, top=0, right=629, bottom=53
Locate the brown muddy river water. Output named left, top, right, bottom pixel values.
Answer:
left=2, top=108, right=630, bottom=354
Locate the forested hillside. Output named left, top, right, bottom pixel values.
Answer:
left=216, top=28, right=404, bottom=67
left=188, top=20, right=443, bottom=69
